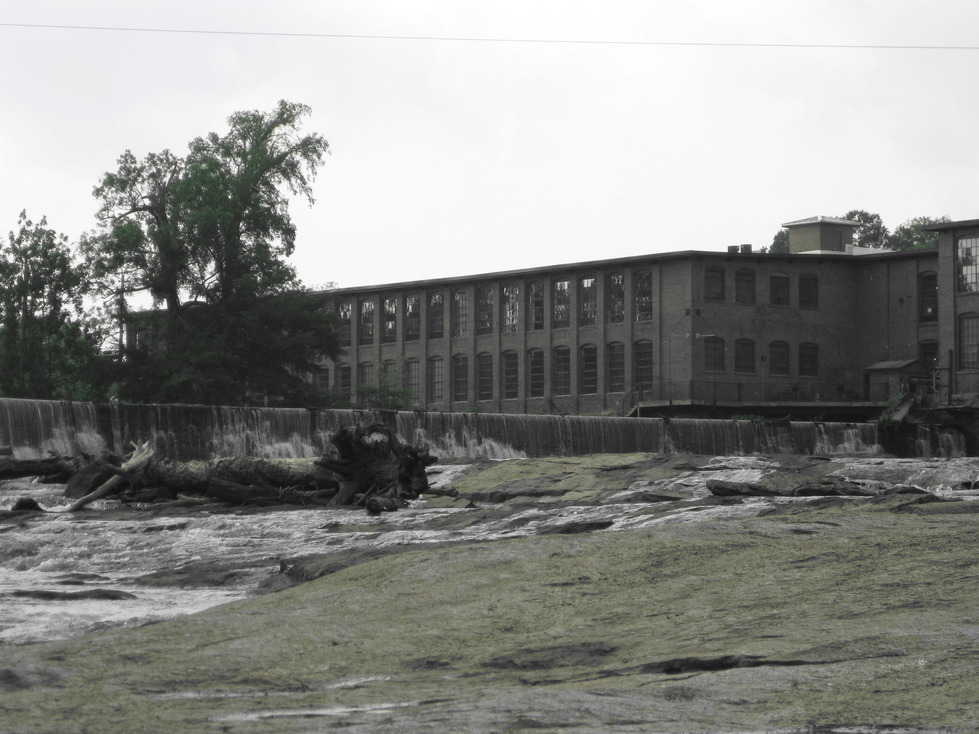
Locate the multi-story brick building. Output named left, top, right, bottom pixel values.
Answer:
left=317, top=215, right=953, bottom=419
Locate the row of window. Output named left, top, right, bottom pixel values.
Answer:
left=334, top=272, right=656, bottom=346
left=704, top=268, right=819, bottom=309
left=335, top=341, right=656, bottom=403
left=703, top=338, right=820, bottom=377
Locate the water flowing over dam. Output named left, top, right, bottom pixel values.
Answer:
left=0, top=397, right=954, bottom=460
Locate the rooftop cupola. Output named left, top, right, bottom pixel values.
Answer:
left=781, top=215, right=861, bottom=254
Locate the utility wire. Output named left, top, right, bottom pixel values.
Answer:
left=2, top=21, right=978, bottom=51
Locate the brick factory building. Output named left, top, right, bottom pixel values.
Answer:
left=311, top=214, right=979, bottom=420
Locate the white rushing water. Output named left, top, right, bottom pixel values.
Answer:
left=2, top=456, right=978, bottom=646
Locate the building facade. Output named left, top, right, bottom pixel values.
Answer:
left=317, top=216, right=950, bottom=418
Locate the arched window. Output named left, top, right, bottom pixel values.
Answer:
left=769, top=341, right=790, bottom=376
left=799, top=274, right=818, bottom=309
left=734, top=339, right=755, bottom=373
left=451, top=354, right=468, bottom=402
left=502, top=284, right=520, bottom=333
left=769, top=273, right=790, bottom=306
left=404, top=295, right=420, bottom=340
left=357, top=362, right=374, bottom=387
left=402, top=359, right=419, bottom=401
left=359, top=300, right=375, bottom=344
left=579, top=345, right=598, bottom=394
left=337, top=364, right=352, bottom=400
left=634, top=340, right=654, bottom=388
left=704, top=267, right=725, bottom=302
left=552, top=279, right=571, bottom=328
left=427, top=357, right=444, bottom=402
left=428, top=292, right=444, bottom=339
left=606, top=342, right=625, bottom=392
left=703, top=337, right=725, bottom=372
left=606, top=273, right=625, bottom=323
left=579, top=277, right=597, bottom=325
left=451, top=290, right=468, bottom=337
left=476, top=352, right=493, bottom=401
left=959, top=313, right=979, bottom=368
left=527, top=281, right=544, bottom=331
left=552, top=346, right=571, bottom=395
left=501, top=351, right=519, bottom=399
left=799, top=343, right=819, bottom=377
left=476, top=287, right=494, bottom=335
left=735, top=269, right=756, bottom=305
left=337, top=301, right=352, bottom=346
left=382, top=298, right=397, bottom=342
left=633, top=270, right=653, bottom=321
left=527, top=349, right=545, bottom=397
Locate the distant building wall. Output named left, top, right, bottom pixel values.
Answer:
left=318, top=243, right=940, bottom=415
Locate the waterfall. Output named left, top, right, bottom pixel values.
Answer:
left=0, top=398, right=105, bottom=459
left=0, top=398, right=907, bottom=461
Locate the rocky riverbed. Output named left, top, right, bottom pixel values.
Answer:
left=2, top=452, right=979, bottom=732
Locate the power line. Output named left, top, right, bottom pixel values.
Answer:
left=2, top=21, right=978, bottom=51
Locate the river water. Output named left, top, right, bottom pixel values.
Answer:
left=3, top=455, right=979, bottom=647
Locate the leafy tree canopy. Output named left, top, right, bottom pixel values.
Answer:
left=768, top=229, right=789, bottom=254
left=86, top=101, right=341, bottom=406
left=841, top=209, right=890, bottom=249
left=0, top=212, right=111, bottom=400
left=888, top=215, right=952, bottom=252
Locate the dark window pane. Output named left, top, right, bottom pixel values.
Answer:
left=580, top=345, right=598, bottom=394
left=770, top=274, right=789, bottom=306
left=452, top=354, right=468, bottom=401
left=799, top=274, right=818, bottom=309
left=704, top=337, right=725, bottom=372
left=769, top=341, right=789, bottom=376
left=799, top=343, right=818, bottom=377
left=552, top=347, right=571, bottom=396
left=477, top=353, right=493, bottom=401
left=527, top=349, right=544, bottom=397
left=502, top=351, right=519, bottom=399
left=704, top=268, right=725, bottom=302
left=735, top=270, right=756, bottom=305
left=734, top=339, right=755, bottom=373
left=606, top=342, right=625, bottom=392
left=634, top=340, right=653, bottom=387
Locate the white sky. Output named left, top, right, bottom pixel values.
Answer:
left=2, top=0, right=978, bottom=290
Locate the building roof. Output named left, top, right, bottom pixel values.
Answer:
left=922, top=218, right=979, bottom=231
left=780, top=215, right=861, bottom=228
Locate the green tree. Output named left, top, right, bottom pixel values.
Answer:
left=768, top=229, right=789, bottom=254
left=888, top=215, right=951, bottom=251
left=86, top=101, right=340, bottom=406
left=0, top=212, right=110, bottom=399
left=841, top=210, right=889, bottom=249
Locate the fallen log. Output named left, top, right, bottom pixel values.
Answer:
left=56, top=442, right=155, bottom=512
left=0, top=455, right=82, bottom=481
left=205, top=476, right=336, bottom=506
left=315, top=423, right=437, bottom=507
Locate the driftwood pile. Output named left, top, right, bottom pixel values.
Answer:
left=1, top=424, right=444, bottom=514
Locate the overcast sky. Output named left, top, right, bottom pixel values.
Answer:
left=3, top=1, right=979, bottom=290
